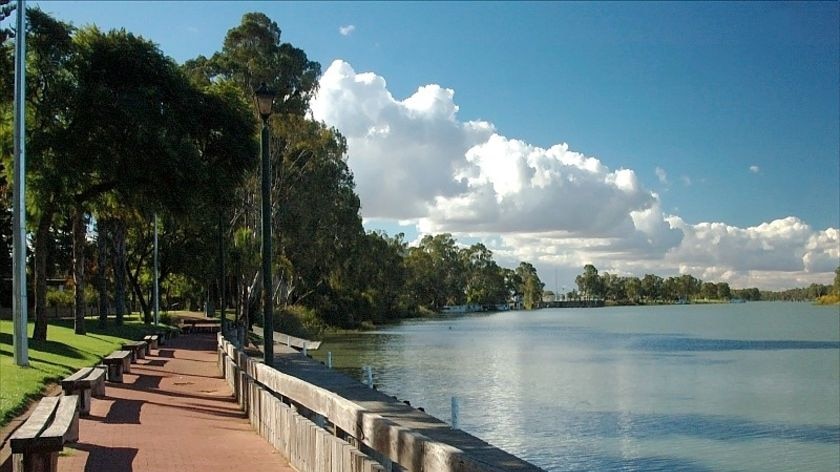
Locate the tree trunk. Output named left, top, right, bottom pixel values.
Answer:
left=96, top=219, right=109, bottom=328
left=32, top=208, right=54, bottom=341
left=206, top=283, right=215, bottom=319
left=72, top=207, right=86, bottom=335
left=112, top=218, right=127, bottom=325
left=127, top=267, right=151, bottom=323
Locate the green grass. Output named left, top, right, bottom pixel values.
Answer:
left=0, top=316, right=172, bottom=427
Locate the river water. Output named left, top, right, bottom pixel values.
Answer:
left=313, top=302, right=840, bottom=472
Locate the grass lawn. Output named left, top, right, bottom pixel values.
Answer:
left=0, top=316, right=173, bottom=427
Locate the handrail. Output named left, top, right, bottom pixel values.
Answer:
left=217, top=333, right=543, bottom=472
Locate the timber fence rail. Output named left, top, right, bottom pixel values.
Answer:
left=219, top=334, right=385, bottom=472
left=217, top=333, right=542, bottom=472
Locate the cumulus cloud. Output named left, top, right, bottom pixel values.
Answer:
left=749, top=165, right=760, bottom=173
left=311, top=60, right=839, bottom=289
left=420, top=135, right=654, bottom=236
left=311, top=60, right=494, bottom=219
left=339, top=25, right=355, bottom=36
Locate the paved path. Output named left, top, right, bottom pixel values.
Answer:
left=59, top=334, right=294, bottom=472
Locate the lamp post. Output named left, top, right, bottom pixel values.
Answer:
left=254, top=82, right=276, bottom=366
left=12, top=0, right=28, bottom=366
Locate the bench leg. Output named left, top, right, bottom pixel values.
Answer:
left=13, top=451, right=58, bottom=472
left=136, top=348, right=145, bottom=360
left=64, top=389, right=91, bottom=416
left=122, top=357, right=131, bottom=374
left=93, top=378, right=106, bottom=397
left=107, top=364, right=123, bottom=383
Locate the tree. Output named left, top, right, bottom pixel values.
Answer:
left=207, top=12, right=319, bottom=116
left=624, top=276, right=642, bottom=303
left=575, top=264, right=602, bottom=301
left=0, top=9, right=75, bottom=339
left=716, top=282, right=731, bottom=300
left=462, top=243, right=506, bottom=306
left=641, top=274, right=663, bottom=302
left=515, top=262, right=543, bottom=309
left=834, top=266, right=840, bottom=296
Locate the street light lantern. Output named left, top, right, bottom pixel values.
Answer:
left=254, top=82, right=276, bottom=121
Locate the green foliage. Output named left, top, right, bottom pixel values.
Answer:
left=274, top=304, right=326, bottom=340
left=572, top=264, right=835, bottom=304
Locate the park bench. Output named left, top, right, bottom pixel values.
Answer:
left=102, top=350, right=132, bottom=382
left=60, top=367, right=106, bottom=415
left=121, top=340, right=147, bottom=361
left=180, top=319, right=220, bottom=334
left=143, top=334, right=159, bottom=350
left=10, top=395, right=79, bottom=472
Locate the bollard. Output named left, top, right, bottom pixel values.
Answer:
left=451, top=396, right=460, bottom=430
left=302, top=345, right=307, bottom=357
left=364, top=365, right=373, bottom=388
left=327, top=352, right=332, bottom=369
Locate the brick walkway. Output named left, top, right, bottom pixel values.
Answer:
left=58, top=333, right=294, bottom=472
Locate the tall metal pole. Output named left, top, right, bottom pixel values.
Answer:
left=217, top=210, right=225, bottom=334
left=261, top=118, right=273, bottom=366
left=12, top=0, right=28, bottom=367
left=153, top=214, right=159, bottom=326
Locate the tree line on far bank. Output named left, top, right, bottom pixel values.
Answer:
left=557, top=264, right=840, bottom=305
left=0, top=10, right=544, bottom=341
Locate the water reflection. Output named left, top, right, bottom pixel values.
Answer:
left=314, top=303, right=840, bottom=472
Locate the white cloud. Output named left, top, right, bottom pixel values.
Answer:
left=339, top=25, right=355, bottom=36
left=311, top=60, right=839, bottom=289
left=311, top=60, right=493, bottom=219
left=749, top=165, right=760, bottom=173
left=655, top=166, right=668, bottom=184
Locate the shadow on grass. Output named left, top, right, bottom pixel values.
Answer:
left=0, top=332, right=86, bottom=360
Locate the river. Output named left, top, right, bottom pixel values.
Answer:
left=312, top=302, right=840, bottom=472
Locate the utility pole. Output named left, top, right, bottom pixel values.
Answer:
left=12, top=0, right=27, bottom=366
left=153, top=214, right=159, bottom=326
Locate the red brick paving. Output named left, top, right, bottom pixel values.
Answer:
left=58, top=333, right=294, bottom=472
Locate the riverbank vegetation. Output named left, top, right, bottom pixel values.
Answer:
left=560, top=264, right=840, bottom=305
left=0, top=10, right=544, bottom=344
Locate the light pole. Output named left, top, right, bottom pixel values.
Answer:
left=12, top=0, right=28, bottom=366
left=254, top=82, right=276, bottom=366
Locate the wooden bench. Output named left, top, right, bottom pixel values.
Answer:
left=10, top=395, right=79, bottom=472
left=102, top=350, right=132, bottom=382
left=60, top=367, right=106, bottom=415
left=143, top=334, right=159, bottom=350
left=121, top=340, right=147, bottom=361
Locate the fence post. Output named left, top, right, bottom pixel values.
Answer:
left=363, top=365, right=373, bottom=388
left=451, top=396, right=459, bottom=430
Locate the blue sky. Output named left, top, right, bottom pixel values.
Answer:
left=27, top=1, right=840, bottom=289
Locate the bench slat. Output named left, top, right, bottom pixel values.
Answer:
left=10, top=397, right=58, bottom=446
left=62, top=367, right=94, bottom=385
left=40, top=395, right=78, bottom=445
left=104, top=350, right=131, bottom=361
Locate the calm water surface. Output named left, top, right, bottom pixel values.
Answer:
left=313, top=302, right=840, bottom=472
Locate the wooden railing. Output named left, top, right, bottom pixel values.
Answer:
left=217, top=333, right=543, bottom=472
left=218, top=334, right=385, bottom=472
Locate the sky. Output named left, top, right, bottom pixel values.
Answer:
left=25, top=1, right=840, bottom=291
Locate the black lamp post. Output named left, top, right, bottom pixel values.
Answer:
left=254, top=82, right=276, bottom=366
